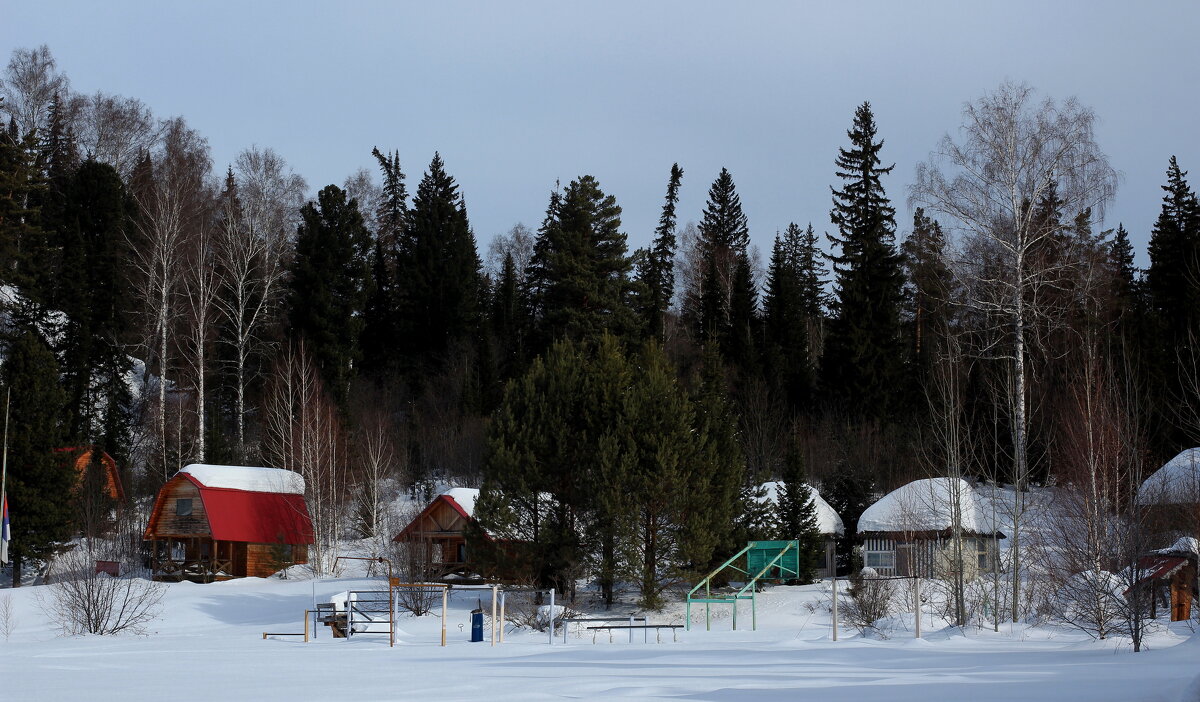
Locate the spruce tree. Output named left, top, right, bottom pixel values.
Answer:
left=691, top=168, right=757, bottom=369
left=393, top=153, right=481, bottom=383
left=762, top=224, right=813, bottom=410
left=1147, top=157, right=1200, bottom=358
left=901, top=208, right=954, bottom=381
left=525, top=175, right=636, bottom=351
left=0, top=119, right=46, bottom=296
left=823, top=102, right=907, bottom=418
left=287, top=184, right=372, bottom=405
left=56, top=160, right=134, bottom=451
left=776, top=441, right=822, bottom=584
left=1, top=328, right=72, bottom=586
left=637, top=163, right=683, bottom=340
left=360, top=147, right=407, bottom=378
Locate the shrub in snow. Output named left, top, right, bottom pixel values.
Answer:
left=1051, top=570, right=1129, bottom=640
left=39, top=547, right=165, bottom=636
left=841, top=569, right=896, bottom=637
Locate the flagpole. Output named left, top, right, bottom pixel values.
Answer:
left=1, top=387, right=9, bottom=565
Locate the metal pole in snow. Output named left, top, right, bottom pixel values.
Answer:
left=490, top=585, right=497, bottom=647
left=832, top=578, right=838, bottom=642
left=629, top=615, right=634, bottom=643
left=499, top=591, right=505, bottom=644
left=441, top=587, right=448, bottom=647
left=549, top=588, right=555, bottom=646
left=914, top=576, right=921, bottom=639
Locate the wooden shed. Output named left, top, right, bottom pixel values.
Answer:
left=857, top=478, right=1005, bottom=578
left=393, top=488, right=479, bottom=579
left=757, top=481, right=844, bottom=578
left=1126, top=537, right=1198, bottom=622
left=144, top=464, right=313, bottom=582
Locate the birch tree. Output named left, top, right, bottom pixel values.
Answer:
left=910, top=82, right=1118, bottom=621
left=130, top=117, right=212, bottom=478
left=213, top=147, right=305, bottom=461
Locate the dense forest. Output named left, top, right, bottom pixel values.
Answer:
left=2, top=45, right=1198, bottom=604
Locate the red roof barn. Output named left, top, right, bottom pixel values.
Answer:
left=144, top=464, right=313, bottom=582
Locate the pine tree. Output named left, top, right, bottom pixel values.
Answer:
left=1147, top=157, right=1200, bottom=357
left=0, top=119, right=46, bottom=296
left=56, top=160, right=134, bottom=451
left=762, top=224, right=813, bottom=410
left=691, top=168, right=757, bottom=369
left=637, top=163, right=683, bottom=340
left=776, top=441, right=822, bottom=584
left=1, top=328, right=72, bottom=586
left=525, top=175, right=636, bottom=351
left=359, top=148, right=406, bottom=378
left=823, top=102, right=907, bottom=418
left=901, top=208, right=954, bottom=380
left=287, top=184, right=372, bottom=405
left=394, top=153, right=481, bottom=382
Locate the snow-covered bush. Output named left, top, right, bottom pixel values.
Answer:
left=841, top=569, right=896, bottom=637
left=39, top=547, right=165, bottom=636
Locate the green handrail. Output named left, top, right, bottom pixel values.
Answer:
left=685, top=540, right=798, bottom=632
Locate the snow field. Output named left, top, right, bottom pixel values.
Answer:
left=0, top=571, right=1197, bottom=701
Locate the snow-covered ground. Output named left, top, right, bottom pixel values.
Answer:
left=0, top=568, right=1196, bottom=702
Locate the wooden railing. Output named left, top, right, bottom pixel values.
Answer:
left=151, top=557, right=234, bottom=583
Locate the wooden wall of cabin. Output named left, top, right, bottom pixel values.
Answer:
left=151, top=480, right=211, bottom=537
left=243, top=543, right=308, bottom=578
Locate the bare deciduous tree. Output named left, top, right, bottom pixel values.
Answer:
left=74, top=92, right=159, bottom=178
left=130, top=117, right=212, bottom=478
left=38, top=547, right=165, bottom=636
left=0, top=45, right=71, bottom=136
left=487, top=222, right=535, bottom=279
left=911, top=81, right=1119, bottom=621
left=262, top=343, right=349, bottom=575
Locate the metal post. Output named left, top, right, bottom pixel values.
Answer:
left=832, top=578, right=838, bottom=642
left=499, top=591, right=506, bottom=644
left=732, top=596, right=737, bottom=631
left=548, top=588, right=556, bottom=646
left=441, top=586, right=448, bottom=647
left=490, top=585, right=497, bottom=647
left=304, top=609, right=310, bottom=643
left=752, top=590, right=757, bottom=631
left=914, top=576, right=921, bottom=639
left=705, top=581, right=711, bottom=631
left=629, top=615, right=634, bottom=643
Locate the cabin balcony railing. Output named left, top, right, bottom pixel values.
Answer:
left=151, top=556, right=234, bottom=583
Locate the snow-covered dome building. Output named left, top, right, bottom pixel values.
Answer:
left=1136, top=448, right=1200, bottom=538
left=758, top=482, right=844, bottom=577
left=857, top=478, right=1005, bottom=578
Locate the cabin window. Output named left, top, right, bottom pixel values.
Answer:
left=865, top=551, right=894, bottom=569
left=176, top=498, right=193, bottom=516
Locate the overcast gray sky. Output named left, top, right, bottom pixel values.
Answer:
left=5, top=1, right=1198, bottom=266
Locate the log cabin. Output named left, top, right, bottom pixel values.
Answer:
left=1136, top=448, right=1200, bottom=539
left=857, top=478, right=1005, bottom=579
left=393, top=488, right=479, bottom=579
left=143, top=464, right=313, bottom=582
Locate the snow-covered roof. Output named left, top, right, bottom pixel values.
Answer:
left=758, top=481, right=844, bottom=535
left=858, top=478, right=1000, bottom=535
left=442, top=487, right=479, bottom=518
left=1136, top=448, right=1200, bottom=506
left=179, top=464, right=305, bottom=495
left=1153, top=536, right=1199, bottom=558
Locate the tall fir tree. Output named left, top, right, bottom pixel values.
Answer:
left=822, top=102, right=907, bottom=418
left=762, top=223, right=813, bottom=410
left=636, top=163, right=683, bottom=340
left=901, top=208, right=954, bottom=383
left=525, top=175, right=636, bottom=352
left=0, top=118, right=47, bottom=297
left=1147, top=157, right=1200, bottom=360
left=287, top=184, right=372, bottom=405
left=360, top=148, right=407, bottom=378
left=55, top=160, right=134, bottom=460
left=775, top=440, right=822, bottom=584
left=1, top=328, right=72, bottom=586
left=691, top=168, right=757, bottom=369
left=393, top=153, right=481, bottom=383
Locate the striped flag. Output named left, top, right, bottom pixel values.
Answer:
left=0, top=494, right=9, bottom=565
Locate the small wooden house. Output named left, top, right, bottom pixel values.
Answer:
left=393, top=488, right=479, bottom=579
left=1136, top=448, right=1200, bottom=538
left=758, top=482, right=844, bottom=578
left=56, top=446, right=124, bottom=501
left=857, top=478, right=1005, bottom=579
left=144, top=464, right=313, bottom=582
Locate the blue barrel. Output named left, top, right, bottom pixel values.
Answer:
left=470, top=609, right=484, bottom=642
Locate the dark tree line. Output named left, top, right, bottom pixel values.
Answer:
left=1, top=47, right=1198, bottom=604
